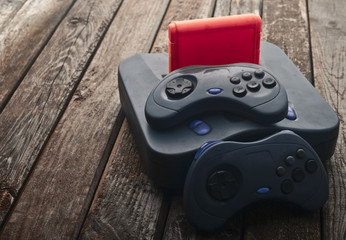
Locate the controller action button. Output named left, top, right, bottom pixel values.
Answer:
left=296, top=148, right=306, bottom=159
left=242, top=72, right=252, bottom=80
left=305, top=159, right=318, bottom=173
left=262, top=78, right=277, bottom=88
left=257, top=187, right=270, bottom=194
left=276, top=166, right=286, bottom=177
left=208, top=88, right=222, bottom=95
left=230, top=76, right=241, bottom=84
left=292, top=168, right=305, bottom=182
left=286, top=106, right=297, bottom=120
left=285, top=156, right=296, bottom=166
left=254, top=69, right=265, bottom=78
left=207, top=170, right=238, bottom=201
left=166, top=77, right=193, bottom=98
left=189, top=120, right=211, bottom=136
left=281, top=179, right=294, bottom=194
left=247, top=81, right=260, bottom=92
left=233, top=86, right=247, bottom=97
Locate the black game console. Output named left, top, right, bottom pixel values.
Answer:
left=118, top=42, right=339, bottom=189
left=118, top=42, right=339, bottom=230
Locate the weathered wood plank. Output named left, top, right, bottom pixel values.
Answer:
left=244, top=203, right=321, bottom=240
left=261, top=0, right=312, bottom=81
left=151, top=0, right=215, bottom=54
left=0, top=0, right=170, bottom=238
left=242, top=0, right=322, bottom=239
left=0, top=0, right=26, bottom=32
left=308, top=0, right=346, bottom=239
left=80, top=121, right=165, bottom=239
left=75, top=0, right=171, bottom=238
left=0, top=0, right=123, bottom=230
left=163, top=196, right=242, bottom=240
left=0, top=0, right=75, bottom=111
left=214, top=0, right=261, bottom=16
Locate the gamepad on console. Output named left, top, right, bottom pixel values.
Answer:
left=145, top=63, right=288, bottom=129
left=118, top=42, right=339, bottom=230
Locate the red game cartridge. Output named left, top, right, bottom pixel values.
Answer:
left=168, top=14, right=262, bottom=72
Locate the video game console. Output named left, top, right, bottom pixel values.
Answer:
left=118, top=42, right=339, bottom=230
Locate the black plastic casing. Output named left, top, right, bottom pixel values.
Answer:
left=118, top=42, right=339, bottom=189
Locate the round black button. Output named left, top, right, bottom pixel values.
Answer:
left=242, top=72, right=252, bottom=80
left=305, top=159, right=318, bottom=173
left=276, top=166, right=286, bottom=177
left=285, top=156, right=296, bottom=166
left=207, top=170, right=238, bottom=201
left=247, top=81, right=260, bottom=92
left=166, top=77, right=193, bottom=98
left=230, top=76, right=241, bottom=84
left=254, top=69, right=265, bottom=78
left=233, top=86, right=247, bottom=97
left=296, top=148, right=306, bottom=159
left=262, top=78, right=276, bottom=88
left=292, top=168, right=305, bottom=182
left=281, top=179, right=294, bottom=194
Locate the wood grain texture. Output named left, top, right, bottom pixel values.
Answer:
left=31, top=0, right=171, bottom=238
left=261, top=0, right=312, bottom=81
left=244, top=202, right=321, bottom=240
left=214, top=0, right=261, bottom=16
left=0, top=0, right=75, bottom=110
left=0, top=0, right=122, bottom=229
left=0, top=0, right=26, bottom=32
left=80, top=121, right=164, bottom=239
left=163, top=197, right=242, bottom=240
left=308, top=0, right=346, bottom=239
left=151, top=0, right=215, bottom=54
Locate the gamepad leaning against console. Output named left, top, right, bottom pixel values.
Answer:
left=118, top=42, right=339, bottom=231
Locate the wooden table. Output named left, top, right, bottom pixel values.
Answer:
left=0, top=0, right=345, bottom=239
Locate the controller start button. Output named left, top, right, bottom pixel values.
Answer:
left=257, top=187, right=270, bottom=194
left=208, top=88, right=222, bottom=95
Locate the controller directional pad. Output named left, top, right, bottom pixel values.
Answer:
left=166, top=77, right=193, bottom=98
left=207, top=170, right=239, bottom=201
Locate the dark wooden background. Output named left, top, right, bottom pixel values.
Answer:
left=0, top=0, right=345, bottom=239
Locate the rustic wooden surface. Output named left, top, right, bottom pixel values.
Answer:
left=0, top=0, right=345, bottom=239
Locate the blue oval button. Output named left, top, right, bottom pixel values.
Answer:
left=286, top=106, right=297, bottom=120
left=189, top=120, right=211, bottom=136
left=208, top=88, right=222, bottom=95
left=257, top=187, right=270, bottom=194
